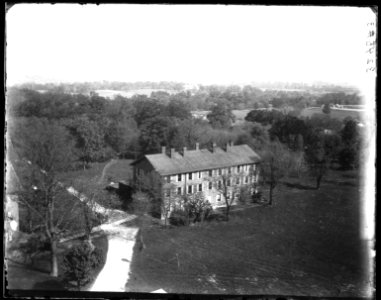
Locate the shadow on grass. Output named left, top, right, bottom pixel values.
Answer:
left=282, top=182, right=316, bottom=190
left=323, top=180, right=357, bottom=187
left=32, top=279, right=67, bottom=290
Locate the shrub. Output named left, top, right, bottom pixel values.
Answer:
left=169, top=209, right=189, bottom=226
left=185, top=192, right=212, bottom=223
left=62, top=243, right=105, bottom=290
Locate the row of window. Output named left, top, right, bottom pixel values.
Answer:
left=165, top=176, right=253, bottom=197
left=165, top=164, right=256, bottom=183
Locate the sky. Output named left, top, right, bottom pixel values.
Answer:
left=6, top=4, right=377, bottom=88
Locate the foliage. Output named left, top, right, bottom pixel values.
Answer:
left=62, top=243, right=105, bottom=290
left=67, top=116, right=112, bottom=168
left=322, top=103, right=331, bottom=114
left=184, top=192, right=212, bottom=223
left=259, top=140, right=295, bottom=205
left=245, top=109, right=283, bottom=125
left=316, top=92, right=362, bottom=106
left=138, top=116, right=174, bottom=154
left=269, top=115, right=310, bottom=151
left=304, top=130, right=341, bottom=189
left=105, top=116, right=139, bottom=157
left=10, top=118, right=79, bottom=277
left=338, top=119, right=361, bottom=170
left=169, top=209, right=189, bottom=226
left=166, top=99, right=192, bottom=120
left=130, top=191, right=152, bottom=215
left=207, top=104, right=235, bottom=129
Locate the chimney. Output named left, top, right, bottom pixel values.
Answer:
left=212, top=142, right=217, bottom=153
left=195, top=142, right=199, bottom=151
left=161, top=146, right=166, bottom=154
left=170, top=148, right=175, bottom=158
left=182, top=147, right=187, bottom=156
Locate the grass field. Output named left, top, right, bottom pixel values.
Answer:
left=58, top=159, right=134, bottom=186
left=300, top=107, right=364, bottom=121
left=125, top=169, right=371, bottom=297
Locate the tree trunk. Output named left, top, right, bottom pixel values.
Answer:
left=316, top=175, right=322, bottom=189
left=269, top=185, right=274, bottom=206
left=50, top=239, right=59, bottom=277
left=225, top=205, right=230, bottom=221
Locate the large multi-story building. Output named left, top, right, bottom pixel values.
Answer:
left=131, top=142, right=261, bottom=217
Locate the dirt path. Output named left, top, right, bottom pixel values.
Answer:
left=90, top=225, right=139, bottom=292
left=97, top=159, right=117, bottom=184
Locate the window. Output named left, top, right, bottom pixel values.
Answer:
left=188, top=185, right=192, bottom=194
left=198, top=184, right=202, bottom=192
left=237, top=166, right=241, bottom=172
left=228, top=167, right=231, bottom=174
left=165, top=189, right=170, bottom=197
left=178, top=174, right=182, bottom=182
left=217, top=194, right=221, bottom=201
left=218, top=169, right=222, bottom=175
left=218, top=181, right=222, bottom=189
left=198, top=171, right=202, bottom=179
left=236, top=177, right=240, bottom=184
left=177, top=187, right=182, bottom=195
left=188, top=172, right=193, bottom=180
left=209, top=170, right=213, bottom=177
left=209, top=182, right=213, bottom=190
left=227, top=179, right=231, bottom=186
left=253, top=164, right=256, bottom=171
left=245, top=176, right=249, bottom=184
left=166, top=176, right=170, bottom=183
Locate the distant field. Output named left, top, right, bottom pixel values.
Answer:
left=300, top=107, right=364, bottom=121
left=126, top=169, right=370, bottom=297
left=232, top=109, right=251, bottom=124
left=95, top=89, right=179, bottom=99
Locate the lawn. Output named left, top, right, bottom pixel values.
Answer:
left=58, top=159, right=134, bottom=210
left=6, top=234, right=108, bottom=291
left=300, top=107, right=364, bottom=121
left=125, top=169, right=372, bottom=297
left=58, top=159, right=134, bottom=186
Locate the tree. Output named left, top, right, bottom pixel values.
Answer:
left=304, top=131, right=339, bottom=189
left=339, top=119, right=361, bottom=169
left=134, top=171, right=178, bottom=225
left=207, top=104, right=235, bottom=129
left=139, top=116, right=173, bottom=154
left=73, top=180, right=108, bottom=249
left=11, top=118, right=77, bottom=277
left=133, top=98, right=166, bottom=127
left=269, top=115, right=309, bottom=151
left=259, top=140, right=294, bottom=205
left=322, top=103, right=331, bottom=114
left=245, top=109, right=283, bottom=125
left=62, top=243, right=104, bottom=290
left=105, top=116, right=139, bottom=158
left=166, top=99, right=192, bottom=120
left=209, top=170, right=245, bottom=221
left=183, top=192, right=212, bottom=223
left=68, top=116, right=110, bottom=169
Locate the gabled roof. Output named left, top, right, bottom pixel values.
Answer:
left=132, top=144, right=261, bottom=176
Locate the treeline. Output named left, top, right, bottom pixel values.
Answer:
left=9, top=82, right=362, bottom=112
left=245, top=109, right=363, bottom=171
left=7, top=86, right=363, bottom=172
left=12, top=81, right=185, bottom=94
